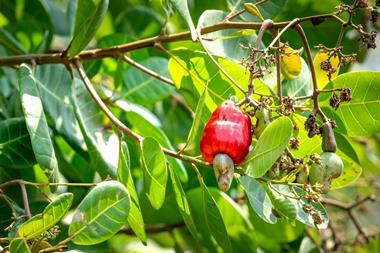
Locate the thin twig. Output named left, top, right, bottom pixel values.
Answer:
left=120, top=55, right=175, bottom=86
left=273, top=29, right=282, bottom=105
left=74, top=60, right=210, bottom=167
left=267, top=18, right=300, bottom=49
left=294, top=24, right=328, bottom=122
left=321, top=195, right=376, bottom=243
left=247, top=19, right=274, bottom=97
left=19, top=181, right=31, bottom=219
left=197, top=30, right=246, bottom=94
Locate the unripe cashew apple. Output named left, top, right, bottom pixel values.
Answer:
left=200, top=101, right=252, bottom=191
left=309, top=152, right=343, bottom=193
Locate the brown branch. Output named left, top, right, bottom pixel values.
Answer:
left=294, top=24, right=329, bottom=122
left=74, top=60, right=210, bottom=167
left=0, top=179, right=31, bottom=219
left=321, top=195, right=376, bottom=243
left=247, top=19, right=274, bottom=97
left=0, top=14, right=345, bottom=67
left=197, top=31, right=246, bottom=94
left=272, top=29, right=282, bottom=105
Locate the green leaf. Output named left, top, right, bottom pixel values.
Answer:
left=18, top=64, right=59, bottom=183
left=245, top=117, right=293, bottom=178
left=116, top=6, right=164, bottom=39
left=71, top=76, right=119, bottom=178
left=197, top=10, right=258, bottom=63
left=117, top=141, right=147, bottom=245
left=69, top=180, right=130, bottom=245
left=0, top=117, right=36, bottom=168
left=249, top=210, right=304, bottom=243
left=0, top=28, right=27, bottom=54
left=181, top=88, right=207, bottom=152
left=34, top=64, right=85, bottom=154
left=18, top=193, right=74, bottom=239
left=200, top=179, right=233, bottom=253
left=122, top=57, right=174, bottom=105
left=321, top=72, right=380, bottom=137
left=9, top=238, right=30, bottom=253
left=270, top=188, right=297, bottom=220
left=168, top=48, right=270, bottom=119
left=188, top=186, right=255, bottom=252
left=68, top=0, right=109, bottom=58
left=43, top=0, right=77, bottom=37
left=114, top=98, right=187, bottom=182
left=170, top=0, right=198, bottom=41
left=141, top=137, right=168, bottom=209
left=168, top=164, right=200, bottom=242
left=239, top=176, right=277, bottom=224
left=271, top=185, right=329, bottom=229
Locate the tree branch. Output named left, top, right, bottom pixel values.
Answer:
left=321, top=195, right=376, bottom=243
left=0, top=14, right=345, bottom=67
left=74, top=60, right=210, bottom=167
left=120, top=55, right=175, bottom=87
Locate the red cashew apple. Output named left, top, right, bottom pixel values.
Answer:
left=200, top=100, right=252, bottom=191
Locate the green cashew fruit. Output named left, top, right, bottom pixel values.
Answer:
left=309, top=152, right=343, bottom=193
left=296, top=164, right=309, bottom=184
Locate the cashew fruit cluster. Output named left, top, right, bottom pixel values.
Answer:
left=301, top=120, right=343, bottom=193
left=309, top=152, right=343, bottom=193
left=200, top=101, right=252, bottom=191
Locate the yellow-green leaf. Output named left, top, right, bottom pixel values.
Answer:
left=244, top=3, right=264, bottom=21
left=281, top=46, right=302, bottom=80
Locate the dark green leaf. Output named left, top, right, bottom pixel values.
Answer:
left=239, top=176, right=277, bottom=224
left=141, top=137, right=168, bottom=210
left=199, top=179, right=233, bottom=253
left=115, top=98, right=187, bottom=182
left=171, top=0, right=198, bottom=41
left=71, top=76, right=119, bottom=178
left=69, top=181, right=130, bottom=245
left=181, top=89, right=207, bottom=153
left=168, top=164, right=200, bottom=241
left=0, top=28, right=27, bottom=54
left=18, top=64, right=59, bottom=183
left=68, top=0, right=109, bottom=58
left=117, top=141, right=147, bottom=244
left=0, top=117, right=36, bottom=168
left=9, top=238, right=30, bottom=253
left=34, top=64, right=85, bottom=154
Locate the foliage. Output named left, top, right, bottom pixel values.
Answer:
left=0, top=0, right=379, bottom=252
